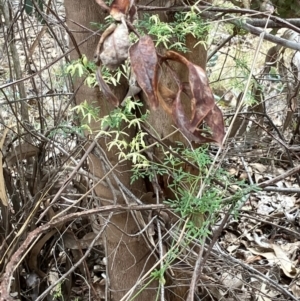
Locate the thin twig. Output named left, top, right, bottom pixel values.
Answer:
left=208, top=34, right=235, bottom=61
left=138, top=5, right=300, bottom=51
left=0, top=204, right=165, bottom=300
left=258, top=165, right=300, bottom=188
left=239, top=213, right=300, bottom=239
left=36, top=140, right=97, bottom=223
left=35, top=213, right=113, bottom=301
left=263, top=186, right=300, bottom=193
left=154, top=185, right=165, bottom=301
left=138, top=5, right=300, bottom=34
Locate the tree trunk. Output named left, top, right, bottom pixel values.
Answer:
left=65, top=2, right=157, bottom=300
left=64, top=1, right=208, bottom=300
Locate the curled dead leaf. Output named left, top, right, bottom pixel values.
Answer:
left=164, top=51, right=215, bottom=129
left=130, top=35, right=159, bottom=109
left=163, top=50, right=225, bottom=145
left=172, top=87, right=215, bottom=144
left=99, top=22, right=130, bottom=70
left=249, top=244, right=299, bottom=279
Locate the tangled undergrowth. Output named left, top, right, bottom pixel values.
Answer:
left=1, top=1, right=300, bottom=300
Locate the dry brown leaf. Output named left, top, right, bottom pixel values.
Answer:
left=100, top=22, right=130, bottom=70
left=228, top=167, right=238, bottom=176
left=249, top=246, right=298, bottom=278
left=245, top=255, right=262, bottom=264
left=164, top=51, right=215, bottom=128
left=227, top=245, right=239, bottom=253
left=164, top=50, right=225, bottom=145
left=203, top=104, right=226, bottom=146
left=221, top=272, right=243, bottom=289
left=129, top=35, right=159, bottom=109
left=173, top=88, right=216, bottom=144
left=249, top=163, right=267, bottom=173
left=280, top=241, right=300, bottom=256
left=272, top=244, right=297, bottom=278
left=257, top=280, right=273, bottom=301
left=94, top=23, right=117, bottom=66
left=291, top=281, right=300, bottom=298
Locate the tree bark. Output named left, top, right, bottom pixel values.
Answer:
left=64, top=1, right=208, bottom=300
left=65, top=2, right=157, bottom=300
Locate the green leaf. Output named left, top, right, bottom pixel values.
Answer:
left=24, top=0, right=44, bottom=23
left=36, top=0, right=44, bottom=23
left=75, top=64, right=85, bottom=78
left=24, top=0, right=34, bottom=15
